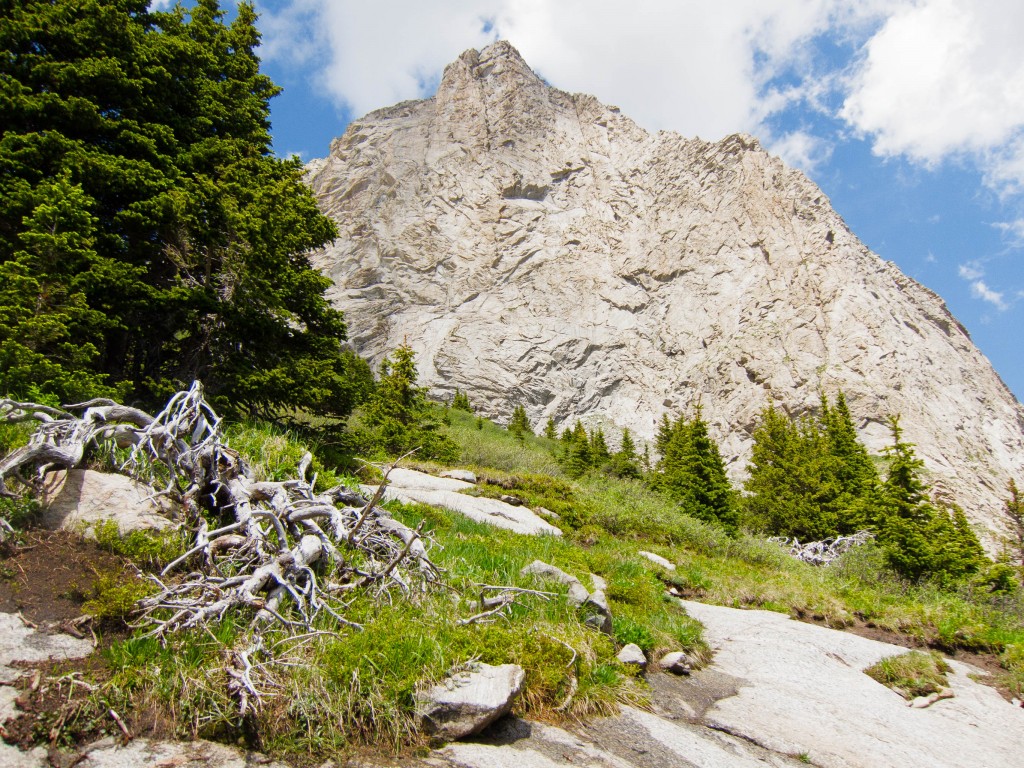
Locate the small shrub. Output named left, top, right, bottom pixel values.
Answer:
left=612, top=616, right=656, bottom=652
left=81, top=569, right=156, bottom=621
left=865, top=650, right=951, bottom=699
left=91, top=520, right=184, bottom=570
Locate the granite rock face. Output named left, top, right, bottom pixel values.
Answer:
left=307, top=41, right=1024, bottom=541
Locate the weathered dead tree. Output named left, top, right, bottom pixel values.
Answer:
left=0, top=382, right=448, bottom=713
left=769, top=531, right=874, bottom=566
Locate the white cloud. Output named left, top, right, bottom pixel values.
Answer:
left=257, top=0, right=1024, bottom=193
left=256, top=1, right=887, bottom=141
left=256, top=0, right=497, bottom=119
left=993, top=218, right=1024, bottom=246
left=768, top=130, right=834, bottom=175
left=840, top=0, right=1024, bottom=191
left=969, top=280, right=1008, bottom=310
left=958, top=263, right=984, bottom=280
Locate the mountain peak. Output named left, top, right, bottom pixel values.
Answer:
left=440, top=40, right=545, bottom=94
left=307, top=42, right=1024, bottom=548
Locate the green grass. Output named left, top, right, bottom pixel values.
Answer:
left=29, top=409, right=1024, bottom=760
left=865, top=650, right=951, bottom=699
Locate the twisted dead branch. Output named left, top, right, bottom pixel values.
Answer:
left=769, top=530, right=874, bottom=566
left=0, top=382, right=454, bottom=713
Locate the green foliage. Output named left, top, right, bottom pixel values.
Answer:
left=543, top=417, right=558, bottom=440
left=875, top=417, right=987, bottom=583
left=864, top=650, right=951, bottom=699
left=611, top=616, right=656, bottom=652
left=607, top=436, right=642, bottom=479
left=451, top=388, right=473, bottom=412
left=357, top=345, right=458, bottom=461
left=743, top=395, right=879, bottom=540
left=0, top=0, right=369, bottom=420
left=1002, top=478, right=1024, bottom=568
left=80, top=569, right=156, bottom=621
left=91, top=520, right=185, bottom=571
left=651, top=407, right=738, bottom=533
left=508, top=404, right=533, bottom=441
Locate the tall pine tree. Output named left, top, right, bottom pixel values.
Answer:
left=0, top=1, right=368, bottom=418
left=653, top=407, right=737, bottom=533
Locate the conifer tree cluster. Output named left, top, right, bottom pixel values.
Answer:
left=0, top=0, right=370, bottom=420
left=744, top=394, right=876, bottom=540
left=744, top=395, right=987, bottom=582
left=557, top=422, right=641, bottom=479
left=652, top=407, right=737, bottom=533
left=451, top=389, right=473, bottom=412
left=875, top=416, right=986, bottom=582
left=508, top=404, right=533, bottom=441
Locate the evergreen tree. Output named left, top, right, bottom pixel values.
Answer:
left=875, top=416, right=986, bottom=582
left=608, top=428, right=641, bottom=479
left=0, top=1, right=367, bottom=419
left=653, top=408, right=737, bottom=532
left=561, top=421, right=592, bottom=478
left=0, top=174, right=117, bottom=400
left=451, top=389, right=473, bottom=412
left=744, top=395, right=879, bottom=540
left=589, top=427, right=611, bottom=466
left=1002, top=479, right=1024, bottom=566
left=543, top=417, right=558, bottom=441
left=744, top=407, right=837, bottom=539
left=508, top=404, right=532, bottom=441
left=362, top=345, right=456, bottom=460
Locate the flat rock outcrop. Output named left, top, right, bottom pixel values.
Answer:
left=680, top=600, right=1024, bottom=767
left=365, top=468, right=561, bottom=536
left=307, top=41, right=1024, bottom=541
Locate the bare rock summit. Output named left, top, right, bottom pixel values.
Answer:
left=306, top=41, right=1024, bottom=541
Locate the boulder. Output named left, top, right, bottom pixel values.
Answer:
left=364, top=469, right=560, bottom=536
left=39, top=469, right=175, bottom=536
left=0, top=612, right=93, bottom=684
left=583, top=590, right=613, bottom=635
left=416, top=663, right=525, bottom=741
left=638, top=551, right=676, bottom=571
left=658, top=651, right=693, bottom=675
left=617, top=643, right=647, bottom=669
left=520, top=560, right=589, bottom=605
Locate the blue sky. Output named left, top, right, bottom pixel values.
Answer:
left=237, top=0, right=1024, bottom=403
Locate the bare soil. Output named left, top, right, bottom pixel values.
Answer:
left=0, top=529, right=133, bottom=756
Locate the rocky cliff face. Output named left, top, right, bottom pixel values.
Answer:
left=306, top=41, right=1024, bottom=539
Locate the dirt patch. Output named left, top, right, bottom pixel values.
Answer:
left=0, top=529, right=137, bottom=757
left=0, top=529, right=125, bottom=626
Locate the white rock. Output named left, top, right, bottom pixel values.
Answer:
left=590, top=573, right=608, bottom=591
left=682, top=600, right=1024, bottom=768
left=658, top=651, right=692, bottom=675
left=364, top=468, right=560, bottom=537
left=583, top=589, right=613, bottom=635
left=39, top=469, right=174, bottom=535
left=442, top=469, right=478, bottom=483
left=639, top=551, right=676, bottom=571
left=307, top=40, right=1024, bottom=547
left=416, top=663, right=525, bottom=741
left=520, top=560, right=589, bottom=605
left=617, top=643, right=647, bottom=669
left=0, top=612, right=93, bottom=683
left=76, top=737, right=290, bottom=767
